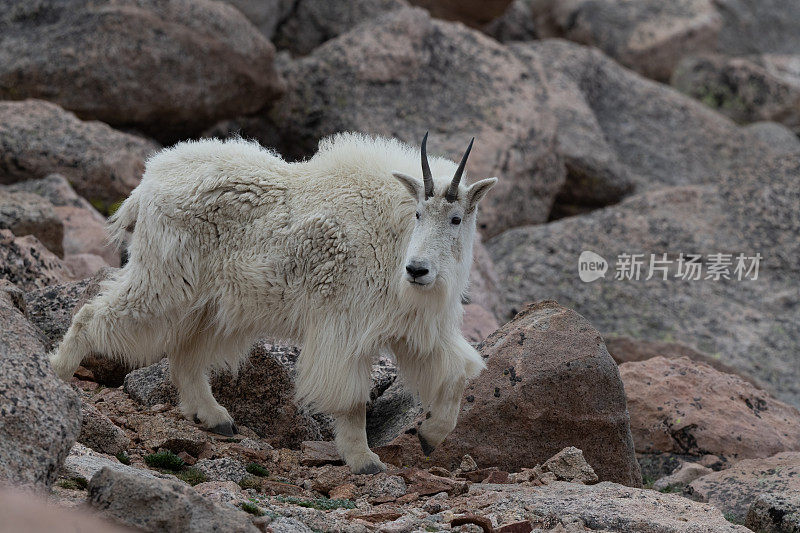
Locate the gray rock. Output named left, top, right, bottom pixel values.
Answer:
left=273, top=0, right=409, bottom=56
left=124, top=359, right=177, bottom=407
left=62, top=443, right=156, bottom=481
left=0, top=1, right=283, bottom=142
left=483, top=0, right=538, bottom=42
left=652, top=462, right=712, bottom=492
left=220, top=0, right=294, bottom=40
left=672, top=54, right=800, bottom=135
left=79, top=402, right=130, bottom=456
left=0, top=229, right=73, bottom=291
left=743, top=122, right=800, bottom=156
left=366, top=380, right=422, bottom=448
left=0, top=188, right=64, bottom=257
left=248, top=8, right=566, bottom=238
left=541, top=446, right=598, bottom=484
left=0, top=284, right=81, bottom=488
left=746, top=493, right=800, bottom=533
left=0, top=100, right=158, bottom=210
left=87, top=466, right=260, bottom=532
left=194, top=458, right=248, bottom=483
left=270, top=517, right=314, bottom=533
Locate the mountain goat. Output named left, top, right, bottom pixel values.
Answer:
left=50, top=132, right=497, bottom=474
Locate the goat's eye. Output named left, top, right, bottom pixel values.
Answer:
left=415, top=211, right=420, bottom=220
left=451, top=216, right=462, bottom=225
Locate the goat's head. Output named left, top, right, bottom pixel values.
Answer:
left=392, top=133, right=497, bottom=290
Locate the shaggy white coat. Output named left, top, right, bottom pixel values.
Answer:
left=51, top=133, right=488, bottom=473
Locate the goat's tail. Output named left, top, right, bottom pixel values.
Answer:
left=107, top=190, right=141, bottom=250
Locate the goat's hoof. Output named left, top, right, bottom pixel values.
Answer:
left=418, top=433, right=436, bottom=457
left=353, top=462, right=385, bottom=475
left=210, top=421, right=238, bottom=437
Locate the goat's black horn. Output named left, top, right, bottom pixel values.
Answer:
left=446, top=137, right=473, bottom=202
left=421, top=132, right=434, bottom=199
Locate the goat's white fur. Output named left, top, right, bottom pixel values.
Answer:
left=50, top=133, right=493, bottom=473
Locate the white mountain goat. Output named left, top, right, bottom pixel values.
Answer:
left=50, top=132, right=497, bottom=474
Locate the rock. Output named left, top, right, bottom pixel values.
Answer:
left=220, top=0, right=293, bottom=40
left=606, top=336, right=764, bottom=388
left=0, top=189, right=64, bottom=257
left=746, top=493, right=800, bottom=533
left=488, top=149, right=800, bottom=406
left=483, top=0, right=539, bottom=43
left=63, top=254, right=110, bottom=280
left=0, top=229, right=73, bottom=291
left=540, top=446, right=598, bottom=484
left=621, top=357, right=800, bottom=460
left=329, top=483, right=357, bottom=500
left=363, top=473, right=407, bottom=501
left=532, top=0, right=722, bottom=81
left=714, top=0, right=800, bottom=57
left=687, top=452, right=800, bottom=523
left=652, top=462, right=712, bottom=492
left=124, top=344, right=327, bottom=448
left=0, top=486, right=130, bottom=533
left=513, top=39, right=771, bottom=201
left=468, top=235, right=505, bottom=320
left=5, top=174, right=119, bottom=266
left=0, top=1, right=283, bottom=142
left=87, top=466, right=260, bottom=532
left=62, top=443, right=155, bottom=481
left=394, top=301, right=641, bottom=487
left=398, top=468, right=466, bottom=496
left=126, top=413, right=209, bottom=456
left=461, top=304, right=499, bottom=344
left=261, top=8, right=564, bottom=238
left=409, top=0, right=514, bottom=27
left=193, top=481, right=248, bottom=508
left=194, top=458, right=248, bottom=483
left=300, top=441, right=342, bottom=466
left=79, top=402, right=130, bottom=456
left=0, top=285, right=81, bottom=488
left=448, top=481, right=748, bottom=532
left=743, top=122, right=800, bottom=156
left=0, top=100, right=158, bottom=209
left=270, top=517, right=313, bottom=533
left=272, top=0, right=409, bottom=56
left=671, top=54, right=800, bottom=134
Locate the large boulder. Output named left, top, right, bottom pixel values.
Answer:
left=393, top=301, right=642, bottom=487
left=250, top=8, right=565, bottom=238
left=0, top=100, right=158, bottom=210
left=621, top=357, right=800, bottom=460
left=0, top=0, right=283, bottom=142
left=273, top=0, right=408, bottom=56
left=0, top=282, right=81, bottom=489
left=87, top=467, right=260, bottom=532
left=687, top=452, right=800, bottom=523
left=671, top=53, right=800, bottom=135
left=124, top=344, right=328, bottom=448
left=531, top=0, right=722, bottom=81
left=5, top=174, right=119, bottom=268
left=0, top=229, right=74, bottom=291
left=0, top=188, right=64, bottom=257
left=488, top=151, right=800, bottom=405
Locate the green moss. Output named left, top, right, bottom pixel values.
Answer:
left=658, top=485, right=682, bottom=493
left=176, top=468, right=207, bottom=486
left=115, top=451, right=131, bottom=465
left=57, top=477, right=88, bottom=490
left=642, top=475, right=655, bottom=489
left=238, top=475, right=262, bottom=490
left=246, top=463, right=270, bottom=477
left=240, top=502, right=264, bottom=516
left=723, top=512, right=744, bottom=525
left=144, top=451, right=185, bottom=471
left=276, top=496, right=355, bottom=510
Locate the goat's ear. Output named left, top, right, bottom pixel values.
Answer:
left=466, top=177, right=497, bottom=213
left=392, top=172, right=423, bottom=201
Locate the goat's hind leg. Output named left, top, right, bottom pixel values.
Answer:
left=169, top=330, right=250, bottom=436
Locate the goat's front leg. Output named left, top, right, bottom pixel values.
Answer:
left=333, top=405, right=386, bottom=474
left=393, top=337, right=484, bottom=455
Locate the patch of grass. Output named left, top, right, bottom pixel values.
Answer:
left=425, top=526, right=438, bottom=532
left=240, top=502, right=264, bottom=516
left=642, top=475, right=655, bottom=489
left=57, top=477, right=88, bottom=490
left=175, top=468, right=207, bottom=486
left=246, top=463, right=269, bottom=477
left=144, top=451, right=185, bottom=471
left=276, top=496, right=356, bottom=510
left=723, top=512, right=744, bottom=525
left=239, top=475, right=262, bottom=490
left=115, top=451, right=131, bottom=465
left=658, top=485, right=682, bottom=494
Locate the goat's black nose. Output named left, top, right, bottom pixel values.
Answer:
left=406, top=264, right=429, bottom=278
